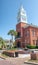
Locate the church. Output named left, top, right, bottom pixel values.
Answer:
left=15, top=5, right=38, bottom=48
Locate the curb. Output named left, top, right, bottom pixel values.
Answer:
left=0, top=56, right=6, bottom=60
left=24, top=61, right=38, bottom=65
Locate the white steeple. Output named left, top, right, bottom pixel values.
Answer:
left=17, top=5, right=27, bottom=23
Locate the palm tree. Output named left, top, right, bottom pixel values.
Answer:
left=8, top=30, right=17, bottom=48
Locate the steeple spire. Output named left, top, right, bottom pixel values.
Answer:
left=17, top=5, right=27, bottom=23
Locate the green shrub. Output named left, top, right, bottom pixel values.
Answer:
left=27, top=45, right=36, bottom=49
left=7, top=45, right=9, bottom=47
left=13, top=45, right=17, bottom=48
left=36, top=46, right=38, bottom=49
left=0, top=48, right=2, bottom=50
left=8, top=47, right=18, bottom=50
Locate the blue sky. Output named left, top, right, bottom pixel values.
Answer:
left=0, top=0, right=38, bottom=40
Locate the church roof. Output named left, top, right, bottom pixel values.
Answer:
left=24, top=23, right=38, bottom=28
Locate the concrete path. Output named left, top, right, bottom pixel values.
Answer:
left=6, top=57, right=30, bottom=65
left=0, top=58, right=37, bottom=65
left=19, top=54, right=30, bottom=58
left=0, top=60, right=14, bottom=65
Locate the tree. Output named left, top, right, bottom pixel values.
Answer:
left=0, top=37, right=6, bottom=49
left=8, top=30, right=17, bottom=48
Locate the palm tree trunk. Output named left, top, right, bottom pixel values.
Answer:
left=9, top=40, right=11, bottom=49
left=11, top=36, right=13, bottom=47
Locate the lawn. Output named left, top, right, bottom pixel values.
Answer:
left=29, top=60, right=38, bottom=63
left=8, top=47, right=18, bottom=51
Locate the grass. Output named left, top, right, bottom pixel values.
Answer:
left=8, top=47, right=18, bottom=50
left=29, top=60, right=38, bottom=63
left=0, top=54, right=10, bottom=59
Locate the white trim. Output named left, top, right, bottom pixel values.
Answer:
left=15, top=38, right=21, bottom=40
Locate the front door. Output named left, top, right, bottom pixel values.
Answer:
left=36, top=40, right=38, bottom=46
left=17, top=41, right=21, bottom=48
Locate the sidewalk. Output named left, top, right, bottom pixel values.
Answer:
left=18, top=54, right=30, bottom=58
left=24, top=61, right=38, bottom=65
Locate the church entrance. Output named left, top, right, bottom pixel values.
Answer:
left=17, top=41, right=21, bottom=48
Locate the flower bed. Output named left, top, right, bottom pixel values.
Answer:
left=2, top=50, right=18, bottom=57
left=2, top=51, right=14, bottom=57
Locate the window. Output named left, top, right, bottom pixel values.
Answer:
left=21, top=16, right=26, bottom=21
left=25, top=40, right=26, bottom=43
left=32, top=30, right=35, bottom=36
left=33, top=40, right=36, bottom=45
left=27, top=31, right=29, bottom=37
left=25, top=31, right=29, bottom=37
left=25, top=31, right=27, bottom=36
left=22, top=11, right=25, bottom=14
left=27, top=40, right=29, bottom=43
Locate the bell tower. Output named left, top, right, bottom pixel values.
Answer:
left=16, top=5, right=28, bottom=36
left=16, top=5, right=28, bottom=48
left=17, top=5, right=27, bottom=23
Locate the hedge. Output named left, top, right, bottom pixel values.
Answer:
left=27, top=45, right=38, bottom=49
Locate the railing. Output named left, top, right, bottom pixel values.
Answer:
left=15, top=36, right=21, bottom=39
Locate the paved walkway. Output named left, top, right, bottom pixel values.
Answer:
left=6, top=57, right=31, bottom=65
left=0, top=60, right=28, bottom=65
left=0, top=57, right=30, bottom=65
left=0, top=57, right=37, bottom=65
left=19, top=54, right=30, bottom=58
left=0, top=60, right=14, bottom=65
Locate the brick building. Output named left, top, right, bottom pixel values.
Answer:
left=15, top=5, right=38, bottom=48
